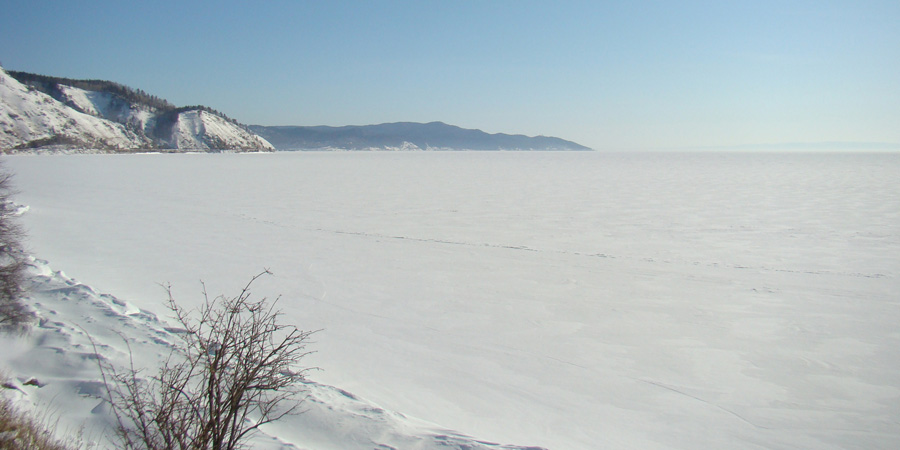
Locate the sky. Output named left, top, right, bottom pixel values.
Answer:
left=1, top=0, right=898, bottom=151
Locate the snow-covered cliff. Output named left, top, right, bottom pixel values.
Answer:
left=1, top=67, right=273, bottom=152
left=0, top=68, right=150, bottom=150
left=156, top=109, right=275, bottom=151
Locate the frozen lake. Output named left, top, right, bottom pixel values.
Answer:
left=5, top=151, right=900, bottom=449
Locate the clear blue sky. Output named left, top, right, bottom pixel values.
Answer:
left=2, top=0, right=898, bottom=150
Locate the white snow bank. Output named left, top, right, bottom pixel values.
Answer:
left=0, top=256, right=543, bottom=450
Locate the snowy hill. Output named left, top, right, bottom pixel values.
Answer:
left=152, top=108, right=275, bottom=150
left=250, top=122, right=591, bottom=151
left=0, top=68, right=150, bottom=150
left=1, top=67, right=273, bottom=152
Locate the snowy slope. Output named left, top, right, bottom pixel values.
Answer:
left=58, top=84, right=158, bottom=136
left=54, top=84, right=273, bottom=151
left=0, top=68, right=150, bottom=150
left=1, top=67, right=273, bottom=152
left=158, top=109, right=275, bottom=151
left=0, top=255, right=542, bottom=450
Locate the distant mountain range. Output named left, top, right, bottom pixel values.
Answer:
left=1, top=66, right=589, bottom=152
left=250, top=122, right=591, bottom=151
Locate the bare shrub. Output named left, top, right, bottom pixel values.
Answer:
left=98, top=271, right=316, bottom=450
left=0, top=163, right=30, bottom=330
left=0, top=395, right=74, bottom=450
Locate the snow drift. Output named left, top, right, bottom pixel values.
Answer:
left=1, top=255, right=543, bottom=450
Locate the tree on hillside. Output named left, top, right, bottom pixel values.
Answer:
left=97, top=271, right=317, bottom=450
left=0, top=162, right=29, bottom=330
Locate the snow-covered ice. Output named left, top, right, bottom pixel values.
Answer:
left=2, top=151, right=899, bottom=449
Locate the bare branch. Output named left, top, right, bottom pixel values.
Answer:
left=97, top=271, right=317, bottom=449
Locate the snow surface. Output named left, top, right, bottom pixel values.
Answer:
left=3, top=151, right=899, bottom=449
left=0, top=257, right=542, bottom=449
